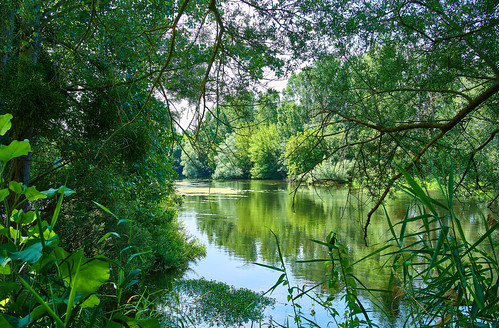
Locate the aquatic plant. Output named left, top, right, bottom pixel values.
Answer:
left=160, top=278, right=275, bottom=327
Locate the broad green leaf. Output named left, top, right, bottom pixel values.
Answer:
left=41, top=186, right=76, bottom=198
left=0, top=140, right=31, bottom=164
left=8, top=181, right=23, bottom=194
left=0, top=114, right=13, bottom=136
left=108, top=313, right=161, bottom=328
left=10, top=242, right=43, bottom=264
left=80, top=294, right=100, bottom=308
left=59, top=253, right=110, bottom=297
left=25, top=186, right=47, bottom=201
left=8, top=227, right=18, bottom=240
left=0, top=265, right=11, bottom=275
left=0, top=189, right=9, bottom=202
left=11, top=210, right=36, bottom=226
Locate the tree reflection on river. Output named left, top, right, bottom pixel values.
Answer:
left=174, top=179, right=489, bottom=327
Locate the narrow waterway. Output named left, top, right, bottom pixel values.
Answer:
left=172, top=179, right=489, bottom=327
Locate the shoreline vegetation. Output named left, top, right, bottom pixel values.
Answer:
left=1, top=0, right=497, bottom=326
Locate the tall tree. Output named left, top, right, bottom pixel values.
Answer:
left=273, top=0, right=499, bottom=239
left=0, top=0, right=289, bottom=269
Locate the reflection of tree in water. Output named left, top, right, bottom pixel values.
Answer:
left=196, top=215, right=260, bottom=262
left=182, top=180, right=489, bottom=312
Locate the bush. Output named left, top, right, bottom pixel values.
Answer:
left=0, top=114, right=161, bottom=327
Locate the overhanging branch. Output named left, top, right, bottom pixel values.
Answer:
left=363, top=81, right=499, bottom=244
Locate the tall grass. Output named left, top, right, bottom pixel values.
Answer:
left=380, top=165, right=499, bottom=327
left=259, top=164, right=499, bottom=327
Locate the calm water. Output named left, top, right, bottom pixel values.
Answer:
left=173, top=179, right=490, bottom=327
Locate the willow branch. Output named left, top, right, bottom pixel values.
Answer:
left=363, top=81, right=499, bottom=244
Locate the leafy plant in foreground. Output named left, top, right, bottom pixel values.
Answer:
left=0, top=113, right=160, bottom=327
left=256, top=230, right=377, bottom=328
left=380, top=165, right=499, bottom=327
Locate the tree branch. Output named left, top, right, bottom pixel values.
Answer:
left=363, top=81, right=499, bottom=244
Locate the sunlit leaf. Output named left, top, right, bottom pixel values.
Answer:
left=8, top=181, right=23, bottom=194
left=41, top=186, right=76, bottom=198
left=80, top=294, right=100, bottom=308
left=0, top=189, right=9, bottom=202
left=0, top=265, right=11, bottom=275
left=25, top=186, right=47, bottom=201
left=0, top=114, right=13, bottom=136
left=0, top=141, right=31, bottom=164
left=11, top=210, right=36, bottom=226
left=59, top=251, right=110, bottom=297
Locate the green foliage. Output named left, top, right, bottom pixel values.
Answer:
left=256, top=230, right=376, bottom=328
left=0, top=114, right=161, bottom=327
left=256, top=89, right=280, bottom=123
left=162, top=279, right=274, bottom=327
left=248, top=124, right=282, bottom=179
left=276, top=101, right=307, bottom=140
left=379, top=165, right=499, bottom=326
left=279, top=0, right=498, bottom=200
left=180, top=139, right=213, bottom=179
left=285, top=129, right=326, bottom=177
left=213, top=133, right=246, bottom=180
left=260, top=164, right=499, bottom=327
left=308, top=159, right=354, bottom=183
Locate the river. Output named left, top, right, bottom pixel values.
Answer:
left=167, top=179, right=490, bottom=327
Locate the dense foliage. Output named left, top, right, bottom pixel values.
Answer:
left=0, top=0, right=497, bottom=326
left=177, top=0, right=498, bottom=237
left=0, top=114, right=161, bottom=327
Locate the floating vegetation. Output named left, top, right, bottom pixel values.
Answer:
left=160, top=278, right=275, bottom=327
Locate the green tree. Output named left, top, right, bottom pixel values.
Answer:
left=256, top=89, right=280, bottom=124
left=213, top=133, right=246, bottom=179
left=270, top=0, right=499, bottom=237
left=248, top=124, right=282, bottom=179
left=181, top=139, right=213, bottom=179
left=1, top=0, right=290, bottom=269
left=285, top=129, right=326, bottom=177
left=276, top=100, right=307, bottom=140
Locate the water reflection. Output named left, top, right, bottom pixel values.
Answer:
left=176, top=180, right=490, bottom=327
